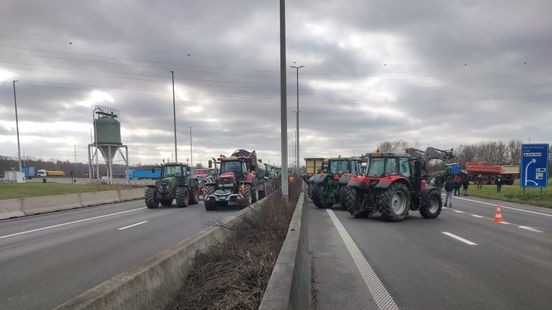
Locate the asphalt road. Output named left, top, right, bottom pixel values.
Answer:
left=0, top=199, right=238, bottom=310
left=308, top=194, right=552, bottom=310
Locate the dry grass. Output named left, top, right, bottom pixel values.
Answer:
left=166, top=180, right=302, bottom=310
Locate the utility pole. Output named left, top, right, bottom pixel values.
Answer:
left=280, top=0, right=288, bottom=198
left=170, top=71, right=178, bottom=163
left=12, top=80, right=22, bottom=173
left=189, top=126, right=193, bottom=168
left=290, top=63, right=304, bottom=174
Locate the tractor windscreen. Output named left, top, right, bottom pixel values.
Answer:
left=367, top=158, right=385, bottom=177
left=162, top=165, right=184, bottom=178
left=220, top=161, right=246, bottom=176
left=330, top=160, right=350, bottom=174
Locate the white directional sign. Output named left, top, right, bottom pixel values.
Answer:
left=520, top=144, right=549, bottom=188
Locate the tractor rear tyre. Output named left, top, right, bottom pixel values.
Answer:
left=175, top=187, right=190, bottom=208
left=145, top=187, right=159, bottom=209
left=312, top=183, right=332, bottom=208
left=419, top=189, right=442, bottom=219
left=340, top=185, right=351, bottom=210
left=378, top=183, right=410, bottom=222
left=348, top=187, right=370, bottom=218
left=160, top=199, right=173, bottom=207
left=307, top=183, right=314, bottom=199
left=189, top=181, right=200, bottom=205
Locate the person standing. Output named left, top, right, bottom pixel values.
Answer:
left=454, top=176, right=461, bottom=196
left=477, top=174, right=483, bottom=189
left=462, top=177, right=469, bottom=196
left=496, top=175, right=503, bottom=193
left=444, top=176, right=455, bottom=207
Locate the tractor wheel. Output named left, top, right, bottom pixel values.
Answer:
left=252, top=186, right=259, bottom=203
left=378, top=183, right=410, bottom=222
left=312, top=183, right=332, bottom=208
left=240, top=184, right=252, bottom=208
left=205, top=199, right=218, bottom=211
left=145, top=187, right=159, bottom=209
left=175, top=187, right=190, bottom=208
left=189, top=181, right=200, bottom=205
left=203, top=184, right=215, bottom=197
left=344, top=186, right=357, bottom=212
left=339, top=185, right=350, bottom=210
left=307, top=183, right=314, bottom=199
left=419, top=189, right=442, bottom=219
left=160, top=199, right=173, bottom=207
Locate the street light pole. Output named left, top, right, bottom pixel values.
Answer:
left=189, top=126, right=193, bottom=167
left=280, top=0, right=288, bottom=198
left=12, top=80, right=22, bottom=173
left=170, top=71, right=178, bottom=163
left=290, top=64, right=304, bottom=174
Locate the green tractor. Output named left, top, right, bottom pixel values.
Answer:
left=144, top=163, right=200, bottom=208
left=310, top=157, right=361, bottom=209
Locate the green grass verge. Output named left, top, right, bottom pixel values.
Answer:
left=466, top=179, right=552, bottom=208
left=0, top=183, right=135, bottom=200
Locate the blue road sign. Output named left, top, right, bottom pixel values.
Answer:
left=450, top=163, right=460, bottom=175
left=520, top=144, right=549, bottom=188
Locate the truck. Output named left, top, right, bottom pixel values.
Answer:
left=37, top=169, right=65, bottom=177
left=203, top=149, right=266, bottom=210
left=3, top=171, right=25, bottom=183
left=346, top=147, right=453, bottom=221
left=22, top=166, right=35, bottom=179
left=465, top=162, right=518, bottom=185
left=144, top=163, right=199, bottom=208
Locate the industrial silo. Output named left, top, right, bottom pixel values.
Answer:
left=88, top=106, right=128, bottom=184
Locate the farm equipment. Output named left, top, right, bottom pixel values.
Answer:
left=204, top=149, right=266, bottom=210
left=144, top=163, right=199, bottom=208
left=346, top=147, right=453, bottom=221
left=309, top=157, right=361, bottom=209
left=465, top=162, right=518, bottom=185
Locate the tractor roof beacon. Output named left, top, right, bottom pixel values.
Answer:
left=346, top=147, right=453, bottom=221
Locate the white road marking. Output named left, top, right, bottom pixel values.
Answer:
left=453, top=196, right=552, bottom=218
left=498, top=221, right=511, bottom=225
left=327, top=210, right=399, bottom=310
left=518, top=226, right=543, bottom=233
left=453, top=210, right=464, bottom=214
left=118, top=221, right=148, bottom=231
left=0, top=207, right=147, bottom=240
left=471, top=214, right=485, bottom=218
left=442, top=232, right=478, bottom=246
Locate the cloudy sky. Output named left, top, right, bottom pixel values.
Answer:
left=1, top=0, right=551, bottom=166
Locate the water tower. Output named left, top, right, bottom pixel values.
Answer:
left=88, top=105, right=128, bottom=184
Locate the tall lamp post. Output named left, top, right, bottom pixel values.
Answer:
left=12, top=80, right=22, bottom=173
left=189, top=126, right=193, bottom=168
left=290, top=63, right=304, bottom=174
left=170, top=71, right=178, bottom=162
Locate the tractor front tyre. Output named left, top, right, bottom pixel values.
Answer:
left=312, top=183, right=332, bottom=208
left=239, top=184, right=252, bottom=208
left=145, top=188, right=159, bottom=209
left=205, top=198, right=218, bottom=211
left=419, top=190, right=442, bottom=219
left=378, top=183, right=410, bottom=222
left=189, top=181, right=200, bottom=205
left=175, top=187, right=190, bottom=208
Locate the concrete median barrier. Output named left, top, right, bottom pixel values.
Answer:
left=118, top=188, right=144, bottom=201
left=22, top=193, right=82, bottom=216
left=0, top=199, right=24, bottom=220
left=80, top=190, right=120, bottom=207
left=55, top=195, right=270, bottom=310
left=259, top=192, right=310, bottom=310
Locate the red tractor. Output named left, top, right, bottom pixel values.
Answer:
left=346, top=147, right=453, bottom=221
left=203, top=150, right=265, bottom=210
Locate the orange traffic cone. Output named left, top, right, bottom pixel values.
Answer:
left=494, top=205, right=503, bottom=223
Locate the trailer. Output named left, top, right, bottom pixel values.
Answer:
left=465, top=162, right=518, bottom=185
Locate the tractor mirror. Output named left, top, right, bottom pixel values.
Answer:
left=208, top=160, right=212, bottom=169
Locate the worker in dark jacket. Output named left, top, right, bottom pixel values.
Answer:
left=454, top=176, right=462, bottom=196
left=462, top=177, right=469, bottom=196
left=496, top=176, right=503, bottom=193
left=444, top=177, right=455, bottom=207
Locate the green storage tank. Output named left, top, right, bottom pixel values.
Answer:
left=94, top=116, right=122, bottom=145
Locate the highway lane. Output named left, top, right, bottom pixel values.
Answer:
left=0, top=199, right=238, bottom=310
left=311, top=195, right=552, bottom=310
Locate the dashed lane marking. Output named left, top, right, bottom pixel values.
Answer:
left=453, top=210, right=464, bottom=213
left=471, top=214, right=485, bottom=218
left=327, top=209, right=399, bottom=310
left=118, top=221, right=148, bottom=231
left=442, top=232, right=478, bottom=246
left=0, top=207, right=147, bottom=240
left=518, top=226, right=543, bottom=233
left=453, top=196, right=552, bottom=218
